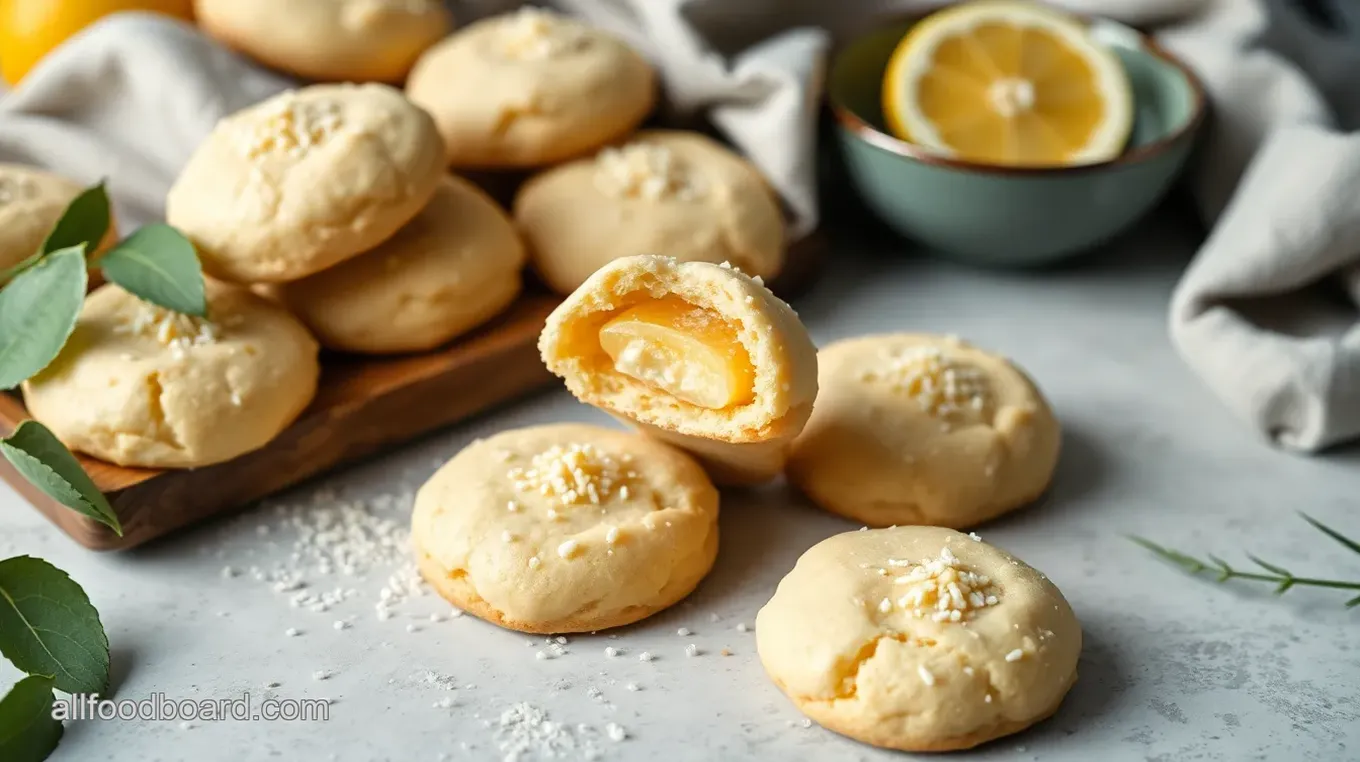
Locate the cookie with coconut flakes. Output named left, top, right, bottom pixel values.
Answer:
left=195, top=0, right=452, bottom=83
left=406, top=7, right=656, bottom=169
left=515, top=130, right=787, bottom=295
left=787, top=334, right=1060, bottom=529
left=411, top=423, right=719, bottom=633
left=166, top=83, right=444, bottom=284
left=0, top=164, right=117, bottom=276
left=22, top=281, right=319, bottom=469
left=538, top=255, right=818, bottom=485
left=756, top=526, right=1081, bottom=752
left=269, top=174, right=526, bottom=354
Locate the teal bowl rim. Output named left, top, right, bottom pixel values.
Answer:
left=828, top=14, right=1209, bottom=177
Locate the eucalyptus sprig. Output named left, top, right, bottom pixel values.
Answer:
left=1131, top=513, right=1360, bottom=607
left=0, top=181, right=207, bottom=536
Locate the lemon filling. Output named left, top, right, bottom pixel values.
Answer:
left=598, top=298, right=755, bottom=409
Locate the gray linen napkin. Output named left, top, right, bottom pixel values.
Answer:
left=1, top=0, right=1356, bottom=450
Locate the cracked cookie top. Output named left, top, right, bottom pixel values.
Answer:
left=755, top=526, right=1081, bottom=752
left=22, top=281, right=319, bottom=469
left=166, top=83, right=444, bottom=284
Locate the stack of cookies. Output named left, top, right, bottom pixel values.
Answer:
left=401, top=8, right=789, bottom=297
left=165, top=82, right=527, bottom=356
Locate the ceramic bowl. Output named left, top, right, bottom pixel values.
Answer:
left=828, top=17, right=1207, bottom=266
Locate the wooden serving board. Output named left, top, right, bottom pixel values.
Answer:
left=0, top=237, right=823, bottom=551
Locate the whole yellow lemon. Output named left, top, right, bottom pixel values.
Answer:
left=0, top=0, right=195, bottom=85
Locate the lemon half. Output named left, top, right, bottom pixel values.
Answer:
left=882, top=1, right=1134, bottom=168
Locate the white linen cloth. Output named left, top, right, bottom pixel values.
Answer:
left=0, top=0, right=1357, bottom=451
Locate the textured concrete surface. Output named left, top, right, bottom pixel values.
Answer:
left=1, top=212, right=1357, bottom=761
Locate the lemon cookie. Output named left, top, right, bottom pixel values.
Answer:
left=756, top=526, right=1081, bottom=752
left=23, top=282, right=319, bottom=469
left=270, top=175, right=526, bottom=354
left=0, top=165, right=117, bottom=274
left=166, top=84, right=444, bottom=284
left=515, top=130, right=787, bottom=295
left=406, top=7, right=656, bottom=168
left=195, top=0, right=452, bottom=83
left=411, top=423, right=719, bottom=633
left=539, top=255, right=817, bottom=484
left=787, top=334, right=1059, bottom=528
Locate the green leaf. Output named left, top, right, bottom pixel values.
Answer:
left=0, top=675, right=63, bottom=762
left=0, top=557, right=109, bottom=695
left=1274, top=579, right=1296, bottom=595
left=0, top=247, right=88, bottom=390
left=1298, top=513, right=1360, bottom=557
left=41, top=183, right=110, bottom=256
left=1346, top=593, right=1360, bottom=608
left=0, top=422, right=119, bottom=536
left=98, top=224, right=206, bottom=317
left=1247, top=554, right=1292, bottom=577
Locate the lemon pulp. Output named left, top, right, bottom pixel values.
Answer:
left=598, top=297, right=755, bottom=409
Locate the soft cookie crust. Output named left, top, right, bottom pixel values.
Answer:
left=195, top=0, right=452, bottom=83
left=787, top=333, right=1060, bottom=529
left=166, top=83, right=444, bottom=284
left=539, top=255, right=817, bottom=445
left=411, top=424, right=720, bottom=633
left=0, top=164, right=117, bottom=274
left=538, top=255, right=816, bottom=484
left=22, top=282, right=320, bottom=469
left=271, top=175, right=526, bottom=354
left=406, top=8, right=656, bottom=168
left=515, top=130, right=786, bottom=295
left=756, top=527, right=1081, bottom=752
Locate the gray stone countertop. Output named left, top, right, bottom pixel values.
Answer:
left=1, top=211, right=1357, bottom=762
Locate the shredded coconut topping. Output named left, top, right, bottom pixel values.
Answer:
left=594, top=143, right=706, bottom=202
left=236, top=94, right=346, bottom=161
left=497, top=7, right=588, bottom=60
left=860, top=346, right=990, bottom=418
left=507, top=442, right=636, bottom=507
left=917, top=665, right=936, bottom=686
left=0, top=174, right=38, bottom=206
left=116, top=304, right=220, bottom=359
left=870, top=545, right=1001, bottom=622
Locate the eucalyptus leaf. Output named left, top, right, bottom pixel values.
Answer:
left=0, top=247, right=88, bottom=390
left=41, top=183, right=110, bottom=256
left=0, top=557, right=110, bottom=696
left=99, top=224, right=206, bottom=317
left=0, top=675, right=63, bottom=762
left=0, top=422, right=120, bottom=536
